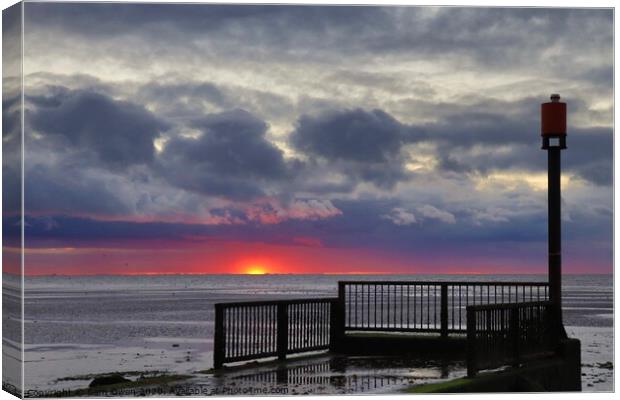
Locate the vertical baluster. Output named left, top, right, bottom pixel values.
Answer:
left=266, top=306, right=270, bottom=353
left=386, top=284, right=390, bottom=328
left=407, top=285, right=410, bottom=329
left=241, top=306, right=245, bottom=356
left=354, top=285, right=358, bottom=327
left=413, top=284, right=417, bottom=329
left=306, top=303, right=310, bottom=348
left=299, top=303, right=303, bottom=349
left=245, top=306, right=249, bottom=356
left=325, top=301, right=329, bottom=346
left=303, top=303, right=307, bottom=348
left=367, top=284, right=371, bottom=329
left=223, top=308, right=228, bottom=359
left=451, top=285, right=454, bottom=332
left=400, top=285, right=404, bottom=329
left=313, top=302, right=317, bottom=348
left=305, top=303, right=309, bottom=349
left=434, top=285, right=437, bottom=329
left=458, top=285, right=462, bottom=330
left=249, top=306, right=253, bottom=355
left=380, top=284, right=384, bottom=328
left=261, top=305, right=265, bottom=354
left=394, top=284, right=398, bottom=328
left=314, top=302, right=318, bottom=348
left=238, top=306, right=243, bottom=357
left=347, top=285, right=351, bottom=327
left=359, top=285, right=363, bottom=328
left=269, top=305, right=274, bottom=353
left=427, top=284, right=430, bottom=329
left=374, top=284, right=377, bottom=328
left=290, top=304, right=294, bottom=350
left=234, top=307, right=239, bottom=358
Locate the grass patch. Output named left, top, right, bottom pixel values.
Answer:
left=403, top=377, right=473, bottom=393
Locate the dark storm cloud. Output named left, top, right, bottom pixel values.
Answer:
left=29, top=89, right=169, bottom=168
left=419, top=105, right=613, bottom=186
left=24, top=164, right=131, bottom=216
left=291, top=109, right=411, bottom=188
left=293, top=109, right=404, bottom=162
left=158, top=109, right=295, bottom=199
left=290, top=104, right=612, bottom=188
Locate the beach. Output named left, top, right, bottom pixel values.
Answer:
left=2, top=273, right=613, bottom=394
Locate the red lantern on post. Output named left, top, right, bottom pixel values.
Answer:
left=541, top=94, right=567, bottom=149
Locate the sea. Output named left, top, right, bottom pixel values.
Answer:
left=2, top=274, right=614, bottom=395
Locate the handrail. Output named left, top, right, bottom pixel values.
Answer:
left=338, top=281, right=549, bottom=336
left=214, top=297, right=340, bottom=308
left=339, top=280, right=549, bottom=286
left=213, top=297, right=340, bottom=368
left=466, top=300, right=558, bottom=377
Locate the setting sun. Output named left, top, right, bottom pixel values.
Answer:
left=245, top=266, right=267, bottom=275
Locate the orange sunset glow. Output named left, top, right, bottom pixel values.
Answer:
left=244, top=265, right=268, bottom=275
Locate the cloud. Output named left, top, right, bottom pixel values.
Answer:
left=416, top=205, right=456, bottom=224
left=244, top=198, right=342, bottom=225
left=383, top=208, right=417, bottom=226
left=291, top=108, right=412, bottom=189
left=29, top=89, right=169, bottom=168
left=292, top=108, right=404, bottom=162
left=158, top=109, right=294, bottom=199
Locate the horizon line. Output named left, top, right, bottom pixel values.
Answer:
left=3, top=271, right=613, bottom=278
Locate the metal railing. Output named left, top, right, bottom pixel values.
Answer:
left=466, top=301, right=559, bottom=377
left=213, top=298, right=340, bottom=368
left=213, top=280, right=552, bottom=369
left=338, top=281, right=549, bottom=336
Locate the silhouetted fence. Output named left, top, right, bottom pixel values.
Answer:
left=466, top=301, right=558, bottom=377
left=213, top=298, right=340, bottom=368
left=213, top=280, right=551, bottom=368
left=339, top=281, right=549, bottom=336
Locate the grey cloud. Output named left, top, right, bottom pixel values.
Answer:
left=24, top=5, right=611, bottom=71
left=24, top=164, right=131, bottom=216
left=136, top=80, right=295, bottom=124
left=293, top=108, right=404, bottom=162
left=291, top=108, right=411, bottom=189
left=29, top=89, right=169, bottom=168
left=158, top=109, right=293, bottom=199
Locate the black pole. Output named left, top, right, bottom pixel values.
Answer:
left=547, top=147, right=562, bottom=323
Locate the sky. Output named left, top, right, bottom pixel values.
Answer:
left=2, top=3, right=614, bottom=275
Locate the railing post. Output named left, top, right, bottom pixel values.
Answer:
left=276, top=302, right=288, bottom=360
left=510, top=306, right=520, bottom=367
left=332, top=282, right=346, bottom=350
left=466, top=306, right=477, bottom=377
left=329, top=299, right=342, bottom=351
left=213, top=304, right=225, bottom=369
left=440, top=284, right=448, bottom=337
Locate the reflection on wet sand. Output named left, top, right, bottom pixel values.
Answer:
left=212, top=355, right=465, bottom=394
